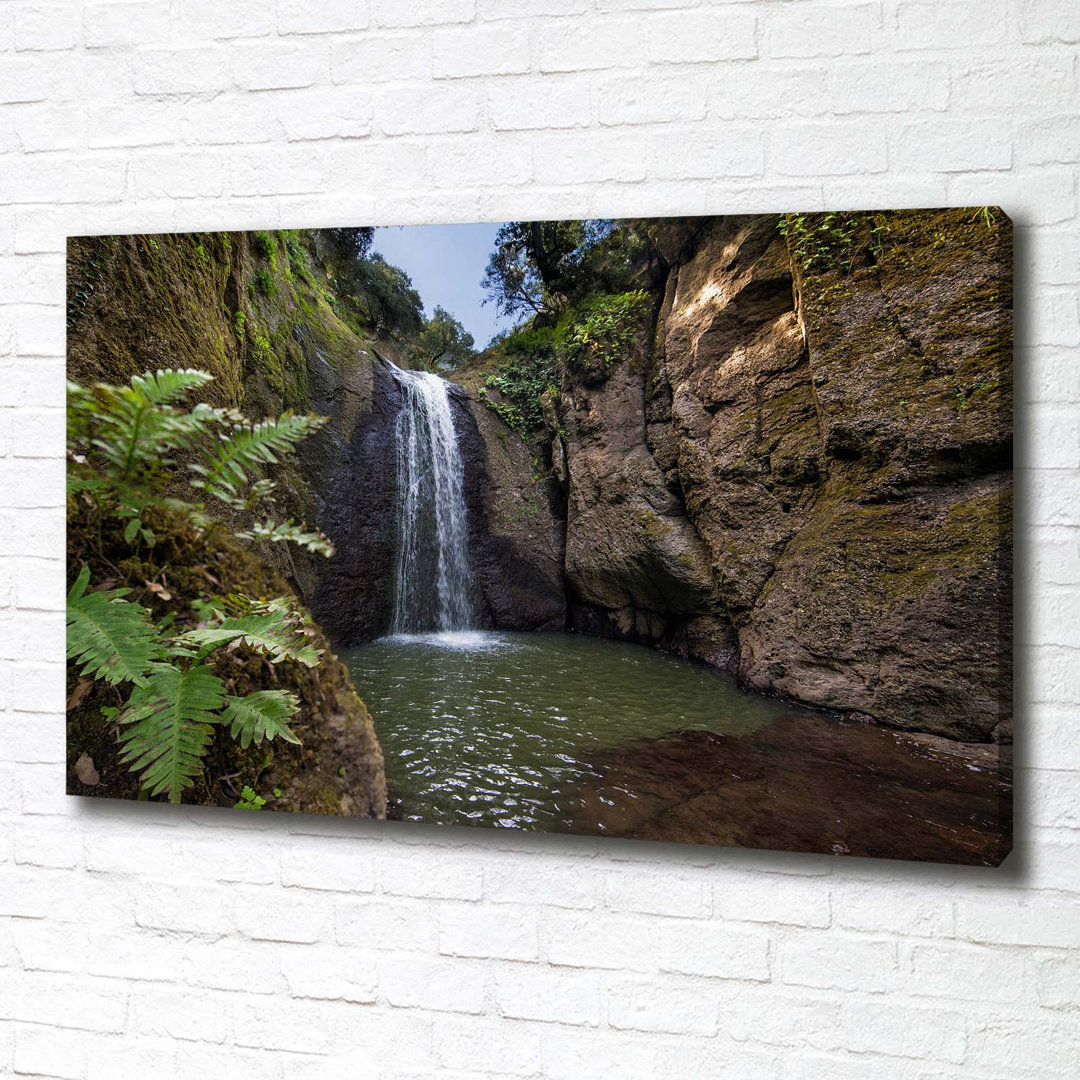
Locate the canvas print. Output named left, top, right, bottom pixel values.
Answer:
left=66, top=210, right=1013, bottom=864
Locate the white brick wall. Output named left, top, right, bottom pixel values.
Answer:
left=0, top=0, right=1076, bottom=1075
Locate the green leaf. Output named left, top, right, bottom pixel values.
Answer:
left=179, top=612, right=322, bottom=667
left=189, top=411, right=326, bottom=506
left=70, top=369, right=217, bottom=484
left=234, top=784, right=266, bottom=810
left=238, top=517, right=335, bottom=557
left=117, top=662, right=225, bottom=803
left=129, top=368, right=213, bottom=407
left=66, top=566, right=161, bottom=685
left=222, top=690, right=301, bottom=749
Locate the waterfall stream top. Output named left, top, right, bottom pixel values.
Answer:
left=387, top=362, right=474, bottom=635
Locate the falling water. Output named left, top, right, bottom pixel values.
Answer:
left=388, top=363, right=473, bottom=634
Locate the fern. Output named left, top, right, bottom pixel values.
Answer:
left=222, top=690, right=302, bottom=749
left=74, top=372, right=216, bottom=481
left=238, top=518, right=335, bottom=557
left=67, top=368, right=331, bottom=805
left=234, top=784, right=266, bottom=810
left=68, top=369, right=333, bottom=559
left=189, top=412, right=326, bottom=507
left=181, top=612, right=322, bottom=667
left=117, top=663, right=225, bottom=803
left=131, top=368, right=215, bottom=407
left=66, top=566, right=161, bottom=685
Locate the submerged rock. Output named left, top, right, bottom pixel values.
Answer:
left=575, top=715, right=1012, bottom=865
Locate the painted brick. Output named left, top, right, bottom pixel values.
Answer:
left=279, top=944, right=377, bottom=1002
left=278, top=0, right=371, bottom=36
left=546, top=912, right=660, bottom=971
left=1, top=6, right=1078, bottom=1078
left=176, top=0, right=274, bottom=40
left=647, top=10, right=758, bottom=63
left=331, top=33, right=433, bottom=83
left=438, top=904, right=540, bottom=960
left=494, top=965, right=602, bottom=1025
left=85, top=2, right=172, bottom=49
left=778, top=933, right=896, bottom=992
left=766, top=4, right=876, bottom=57
left=893, top=0, right=1014, bottom=50
left=607, top=975, right=719, bottom=1035
left=15, top=5, right=79, bottom=52
left=379, top=953, right=487, bottom=1013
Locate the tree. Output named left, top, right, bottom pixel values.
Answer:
left=317, top=227, right=374, bottom=266
left=333, top=254, right=424, bottom=335
left=416, top=306, right=475, bottom=368
left=481, top=219, right=651, bottom=320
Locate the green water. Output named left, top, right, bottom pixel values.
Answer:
left=340, top=630, right=792, bottom=832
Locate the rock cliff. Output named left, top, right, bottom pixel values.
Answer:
left=529, top=210, right=1012, bottom=741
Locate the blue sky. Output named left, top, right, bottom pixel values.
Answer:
left=372, top=222, right=509, bottom=349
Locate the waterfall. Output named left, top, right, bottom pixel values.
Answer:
left=388, top=363, right=474, bottom=634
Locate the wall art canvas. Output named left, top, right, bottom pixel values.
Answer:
left=66, top=210, right=1013, bottom=864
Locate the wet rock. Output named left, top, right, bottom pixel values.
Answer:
left=305, top=359, right=402, bottom=642
left=575, top=716, right=1012, bottom=865
left=458, top=393, right=567, bottom=630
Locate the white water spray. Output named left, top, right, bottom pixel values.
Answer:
left=388, top=363, right=473, bottom=634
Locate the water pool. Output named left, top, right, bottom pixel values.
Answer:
left=341, top=630, right=793, bottom=831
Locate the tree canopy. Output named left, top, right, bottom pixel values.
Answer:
left=481, top=219, right=655, bottom=321
left=416, top=306, right=475, bottom=369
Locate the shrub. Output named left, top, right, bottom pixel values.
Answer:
left=479, top=325, right=558, bottom=432
left=561, top=290, right=649, bottom=380
left=478, top=291, right=648, bottom=431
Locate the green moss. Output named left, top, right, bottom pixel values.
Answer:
left=252, top=268, right=276, bottom=299
left=252, top=230, right=278, bottom=266
left=634, top=508, right=671, bottom=540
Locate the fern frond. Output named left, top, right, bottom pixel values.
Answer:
left=238, top=518, right=335, bottom=557
left=222, top=690, right=302, bottom=749
left=179, top=612, right=322, bottom=667
left=67, top=471, right=108, bottom=497
left=70, top=371, right=217, bottom=484
left=189, top=412, right=327, bottom=505
left=66, top=566, right=161, bottom=685
left=117, top=662, right=225, bottom=803
left=128, top=369, right=214, bottom=407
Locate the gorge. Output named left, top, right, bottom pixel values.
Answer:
left=65, top=211, right=1013, bottom=862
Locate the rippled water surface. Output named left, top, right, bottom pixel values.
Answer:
left=340, top=630, right=788, bottom=831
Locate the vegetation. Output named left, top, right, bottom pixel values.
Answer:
left=481, top=219, right=653, bottom=320
left=66, top=368, right=336, bottom=803
left=562, top=291, right=649, bottom=378
left=477, top=290, right=649, bottom=432
left=479, top=326, right=559, bottom=431
left=471, top=219, right=662, bottom=431
left=415, top=305, right=475, bottom=369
